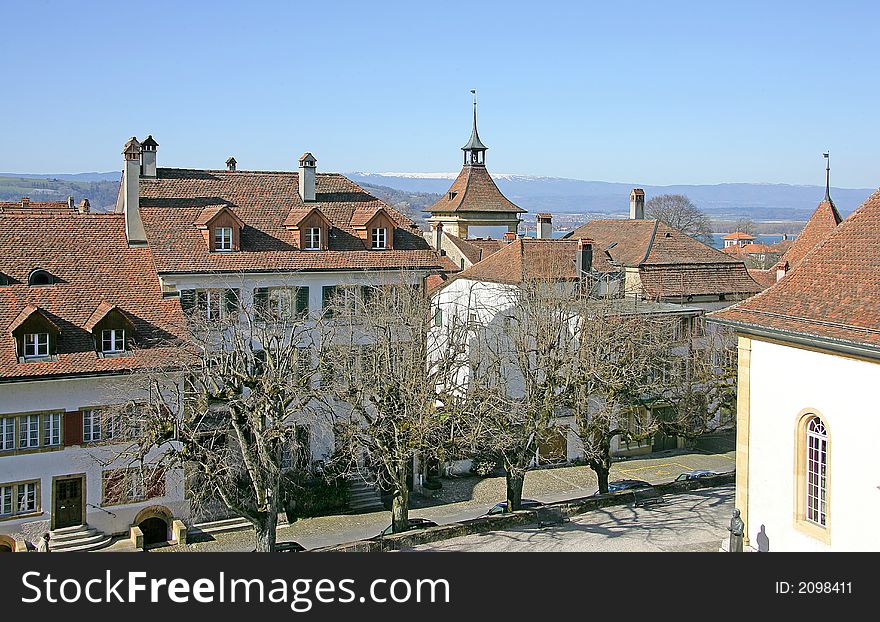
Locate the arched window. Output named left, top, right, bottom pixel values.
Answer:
left=28, top=269, right=54, bottom=287
left=805, top=417, right=828, bottom=527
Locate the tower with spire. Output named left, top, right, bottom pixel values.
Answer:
left=424, top=91, right=525, bottom=239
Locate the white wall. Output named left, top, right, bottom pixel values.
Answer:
left=0, top=375, right=187, bottom=537
left=747, top=338, right=880, bottom=551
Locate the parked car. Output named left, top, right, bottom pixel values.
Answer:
left=253, top=541, right=306, bottom=552
left=594, top=479, right=654, bottom=495
left=483, top=499, right=543, bottom=516
left=374, top=518, right=439, bottom=538
left=674, top=469, right=719, bottom=481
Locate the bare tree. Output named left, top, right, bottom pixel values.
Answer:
left=321, top=279, right=468, bottom=533
left=645, top=194, right=712, bottom=244
left=732, top=218, right=758, bottom=236
left=111, top=279, right=331, bottom=551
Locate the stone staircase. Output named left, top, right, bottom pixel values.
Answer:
left=49, top=524, right=112, bottom=552
left=347, top=476, right=384, bottom=513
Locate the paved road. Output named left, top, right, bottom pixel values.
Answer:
left=411, top=485, right=734, bottom=552
left=144, top=443, right=734, bottom=552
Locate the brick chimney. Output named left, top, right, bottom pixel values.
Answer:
left=20, top=197, right=29, bottom=207
left=119, top=137, right=147, bottom=246
left=299, top=152, right=316, bottom=202
left=140, top=135, right=158, bottom=178
left=630, top=188, right=645, bottom=220
left=431, top=221, right=444, bottom=251
left=503, top=231, right=516, bottom=243
left=576, top=238, right=593, bottom=276
left=226, top=157, right=237, bottom=172
left=78, top=199, right=90, bottom=214
left=536, top=213, right=553, bottom=239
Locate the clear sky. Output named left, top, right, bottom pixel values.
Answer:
left=1, top=0, right=878, bottom=187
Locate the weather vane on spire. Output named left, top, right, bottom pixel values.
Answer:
left=823, top=151, right=831, bottom=202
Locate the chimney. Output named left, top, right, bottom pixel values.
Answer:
left=140, top=135, right=158, bottom=178
left=503, top=231, right=516, bottom=243
left=630, top=188, right=645, bottom=220
left=121, top=137, right=147, bottom=245
left=536, top=213, right=553, bottom=239
left=775, top=260, right=789, bottom=282
left=298, top=152, right=317, bottom=202
left=226, top=157, right=237, bottom=172
left=20, top=197, right=29, bottom=207
left=576, top=238, right=593, bottom=276
left=67, top=196, right=74, bottom=210
left=431, top=221, right=444, bottom=251
left=78, top=199, right=90, bottom=214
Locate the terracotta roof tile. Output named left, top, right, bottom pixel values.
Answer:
left=425, top=166, right=526, bottom=215
left=711, top=189, right=880, bottom=349
left=0, top=211, right=185, bottom=380
left=139, top=169, right=445, bottom=273
left=781, top=199, right=842, bottom=270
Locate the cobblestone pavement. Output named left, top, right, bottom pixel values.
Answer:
left=410, top=485, right=734, bottom=552
left=142, top=442, right=734, bottom=553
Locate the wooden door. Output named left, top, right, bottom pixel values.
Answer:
left=54, top=478, right=83, bottom=529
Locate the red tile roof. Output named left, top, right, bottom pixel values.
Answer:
left=711, top=189, right=880, bottom=350
left=722, top=231, right=755, bottom=240
left=565, top=219, right=762, bottom=298
left=425, top=165, right=526, bottom=215
left=0, top=211, right=185, bottom=380
left=444, top=238, right=615, bottom=286
left=138, top=169, right=446, bottom=274
left=780, top=199, right=842, bottom=270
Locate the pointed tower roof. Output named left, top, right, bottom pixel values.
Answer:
left=462, top=90, right=488, bottom=155
left=781, top=198, right=843, bottom=270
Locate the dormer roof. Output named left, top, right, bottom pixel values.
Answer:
left=193, top=205, right=245, bottom=229
left=283, top=205, right=331, bottom=230
left=350, top=206, right=398, bottom=229
left=8, top=305, right=60, bottom=333
left=83, top=302, right=135, bottom=332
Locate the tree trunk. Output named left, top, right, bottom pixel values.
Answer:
left=391, top=486, right=409, bottom=533
left=506, top=469, right=525, bottom=511
left=595, top=464, right=610, bottom=495
left=253, top=511, right=278, bottom=552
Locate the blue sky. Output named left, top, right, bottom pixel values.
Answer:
left=1, top=0, right=877, bottom=187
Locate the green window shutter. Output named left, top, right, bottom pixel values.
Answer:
left=253, top=287, right=269, bottom=319
left=225, top=288, right=240, bottom=314
left=180, top=289, right=196, bottom=313
left=434, top=307, right=443, bottom=327
left=296, top=287, right=310, bottom=318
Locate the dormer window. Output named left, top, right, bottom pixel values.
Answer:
left=101, top=329, right=125, bottom=354
left=23, top=333, right=49, bottom=359
left=372, top=227, right=387, bottom=250
left=214, top=226, right=233, bottom=252
left=305, top=227, right=321, bottom=250
left=28, top=270, right=54, bottom=287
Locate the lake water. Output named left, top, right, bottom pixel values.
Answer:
left=709, top=234, right=788, bottom=250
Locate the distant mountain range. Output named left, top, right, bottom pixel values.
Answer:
left=2, top=170, right=875, bottom=224
left=348, top=172, right=876, bottom=221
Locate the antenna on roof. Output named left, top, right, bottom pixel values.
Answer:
left=823, top=151, right=831, bottom=202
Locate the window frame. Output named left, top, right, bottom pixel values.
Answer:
left=214, top=226, right=234, bottom=252
left=101, top=328, right=125, bottom=354
left=794, top=411, right=831, bottom=543
left=23, top=332, right=49, bottom=359
left=371, top=227, right=387, bottom=250
left=0, top=480, right=40, bottom=518
left=305, top=227, right=321, bottom=250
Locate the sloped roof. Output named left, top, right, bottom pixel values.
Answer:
left=781, top=199, right=843, bottom=270
left=710, top=189, right=880, bottom=350
left=0, top=210, right=185, bottom=380
left=722, top=231, right=755, bottom=240
left=83, top=302, right=135, bottom=332
left=193, top=205, right=244, bottom=228
left=747, top=269, right=779, bottom=290
left=425, top=165, right=526, bottom=215
left=8, top=305, right=59, bottom=333
left=447, top=239, right=616, bottom=286
left=565, top=219, right=762, bottom=298
left=138, top=169, right=445, bottom=274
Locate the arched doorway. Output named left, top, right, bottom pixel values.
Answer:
left=133, top=506, right=172, bottom=547
left=0, top=535, right=16, bottom=552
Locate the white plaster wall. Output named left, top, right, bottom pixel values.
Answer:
left=0, top=375, right=188, bottom=537
left=747, top=339, right=880, bottom=551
